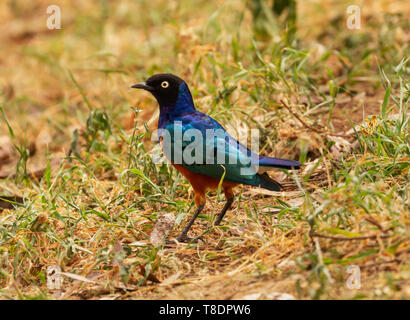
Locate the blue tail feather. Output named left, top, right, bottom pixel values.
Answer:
left=255, top=173, right=282, bottom=191
left=258, top=156, right=301, bottom=170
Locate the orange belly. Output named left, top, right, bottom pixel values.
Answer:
left=171, top=162, right=237, bottom=205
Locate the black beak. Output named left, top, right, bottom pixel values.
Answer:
left=131, top=82, right=153, bottom=91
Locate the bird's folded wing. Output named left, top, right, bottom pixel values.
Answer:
left=163, top=120, right=259, bottom=184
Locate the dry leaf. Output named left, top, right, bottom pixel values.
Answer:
left=150, top=213, right=175, bottom=246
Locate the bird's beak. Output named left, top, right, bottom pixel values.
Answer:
left=131, top=82, right=153, bottom=91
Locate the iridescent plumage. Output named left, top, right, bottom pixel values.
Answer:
left=132, top=74, right=301, bottom=242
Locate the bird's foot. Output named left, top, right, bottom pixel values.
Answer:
left=176, top=234, right=204, bottom=243
left=164, top=236, right=203, bottom=244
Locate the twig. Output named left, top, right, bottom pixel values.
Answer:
left=280, top=100, right=354, bottom=138
left=364, top=216, right=385, bottom=232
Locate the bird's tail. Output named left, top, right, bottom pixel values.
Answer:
left=255, top=173, right=282, bottom=191
left=258, top=156, right=301, bottom=170
left=252, top=156, right=300, bottom=191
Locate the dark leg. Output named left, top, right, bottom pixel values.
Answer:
left=214, top=197, right=234, bottom=226
left=177, top=204, right=205, bottom=242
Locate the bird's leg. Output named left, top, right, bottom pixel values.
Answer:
left=176, top=191, right=206, bottom=242
left=214, top=186, right=235, bottom=226
left=177, top=204, right=205, bottom=242
left=214, top=197, right=234, bottom=226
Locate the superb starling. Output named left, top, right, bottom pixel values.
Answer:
left=132, top=74, right=300, bottom=242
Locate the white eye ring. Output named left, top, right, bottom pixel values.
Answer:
left=161, top=81, right=169, bottom=88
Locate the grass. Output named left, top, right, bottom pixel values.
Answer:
left=0, top=0, right=408, bottom=299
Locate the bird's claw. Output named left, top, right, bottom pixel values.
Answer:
left=165, top=236, right=204, bottom=244
left=177, top=235, right=204, bottom=243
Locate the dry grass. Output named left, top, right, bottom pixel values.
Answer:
left=0, top=0, right=408, bottom=300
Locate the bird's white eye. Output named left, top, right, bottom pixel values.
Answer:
left=161, top=81, right=169, bottom=88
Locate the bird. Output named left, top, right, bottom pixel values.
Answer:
left=131, top=73, right=300, bottom=242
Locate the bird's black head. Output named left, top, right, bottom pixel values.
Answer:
left=131, top=73, right=185, bottom=107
